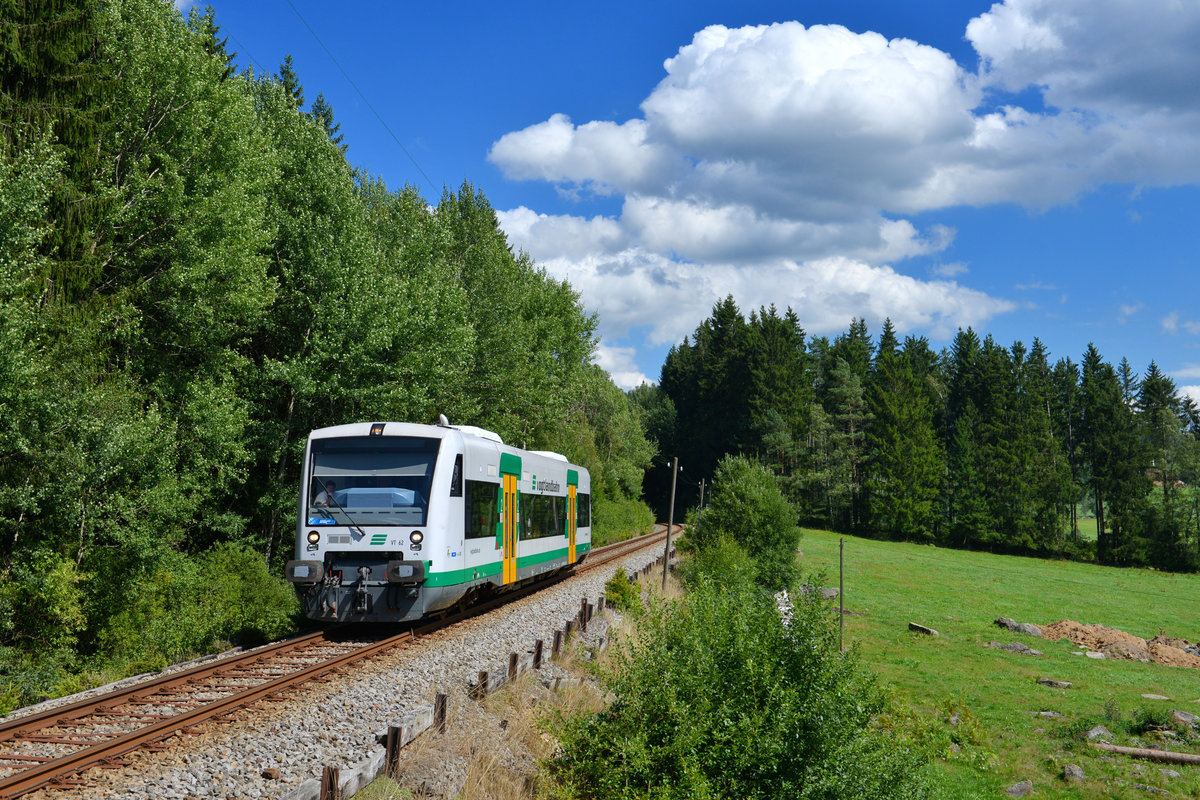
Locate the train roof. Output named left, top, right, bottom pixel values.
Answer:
left=306, top=422, right=574, bottom=468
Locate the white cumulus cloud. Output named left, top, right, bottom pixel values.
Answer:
left=490, top=3, right=1200, bottom=385
left=594, top=343, right=652, bottom=389
left=500, top=209, right=1014, bottom=354
left=488, top=115, right=676, bottom=195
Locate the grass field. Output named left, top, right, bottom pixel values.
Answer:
left=800, top=529, right=1200, bottom=799
left=1075, top=516, right=1099, bottom=541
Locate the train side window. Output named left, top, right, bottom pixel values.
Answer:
left=465, top=480, right=498, bottom=538
left=577, top=493, right=591, bottom=527
left=520, top=494, right=561, bottom=540
left=519, top=495, right=537, bottom=540
left=450, top=454, right=463, bottom=497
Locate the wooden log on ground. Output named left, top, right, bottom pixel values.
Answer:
left=1089, top=742, right=1200, bottom=765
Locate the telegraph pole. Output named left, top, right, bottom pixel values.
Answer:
left=661, top=457, right=679, bottom=590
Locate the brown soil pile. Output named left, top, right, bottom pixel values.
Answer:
left=1041, top=620, right=1200, bottom=669
left=1147, top=636, right=1200, bottom=669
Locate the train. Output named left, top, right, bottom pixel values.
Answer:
left=284, top=417, right=592, bottom=622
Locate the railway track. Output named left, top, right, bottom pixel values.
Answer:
left=0, top=526, right=672, bottom=799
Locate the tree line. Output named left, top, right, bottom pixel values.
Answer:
left=636, top=297, right=1200, bottom=571
left=0, top=0, right=652, bottom=703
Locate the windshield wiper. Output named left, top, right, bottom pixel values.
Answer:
left=314, top=482, right=367, bottom=540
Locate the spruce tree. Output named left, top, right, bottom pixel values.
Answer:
left=1138, top=361, right=1180, bottom=505
left=1052, top=357, right=1084, bottom=540
left=827, top=357, right=871, bottom=532
left=867, top=335, right=941, bottom=541
left=309, top=92, right=346, bottom=154
left=1022, top=339, right=1072, bottom=550
left=1081, top=345, right=1149, bottom=564
left=278, top=53, right=304, bottom=109
left=943, top=329, right=989, bottom=546
left=0, top=0, right=111, bottom=300
left=189, top=5, right=235, bottom=80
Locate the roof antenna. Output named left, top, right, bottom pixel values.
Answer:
left=437, top=413, right=450, bottom=427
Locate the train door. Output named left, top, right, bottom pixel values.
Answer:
left=502, top=473, right=519, bottom=583
left=567, top=469, right=579, bottom=564
left=567, top=484, right=577, bottom=565
left=500, top=453, right=521, bottom=585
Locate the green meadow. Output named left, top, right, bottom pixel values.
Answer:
left=800, top=529, right=1200, bottom=799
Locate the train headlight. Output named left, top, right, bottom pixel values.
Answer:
left=307, top=530, right=321, bottom=544
left=409, top=531, right=424, bottom=544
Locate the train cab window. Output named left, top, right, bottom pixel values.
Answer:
left=450, top=454, right=463, bottom=497
left=576, top=493, right=591, bottom=528
left=307, top=436, right=438, bottom=526
left=465, top=480, right=499, bottom=539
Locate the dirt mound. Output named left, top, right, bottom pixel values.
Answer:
left=1041, top=620, right=1147, bottom=653
left=1148, top=637, right=1200, bottom=669
left=1041, top=620, right=1200, bottom=669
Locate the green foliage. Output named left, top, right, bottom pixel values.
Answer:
left=591, top=496, right=655, bottom=548
left=654, top=299, right=1200, bottom=573
left=98, top=543, right=297, bottom=668
left=1127, top=705, right=1176, bottom=735
left=867, top=331, right=942, bottom=541
left=676, top=534, right=758, bottom=593
left=602, top=568, right=641, bottom=613
left=0, top=0, right=113, bottom=297
left=0, top=1, right=638, bottom=701
left=547, top=578, right=928, bottom=799
left=0, top=646, right=81, bottom=715
left=309, top=92, right=346, bottom=153
left=0, top=551, right=87, bottom=651
left=541, top=363, right=656, bottom=548
left=691, top=455, right=801, bottom=592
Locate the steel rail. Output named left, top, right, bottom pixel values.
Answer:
left=0, top=631, right=341, bottom=744
left=0, top=527, right=671, bottom=798
left=0, top=630, right=415, bottom=798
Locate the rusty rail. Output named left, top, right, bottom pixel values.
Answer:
left=0, top=527, right=670, bottom=798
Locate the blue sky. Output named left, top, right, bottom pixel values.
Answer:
left=192, top=0, right=1200, bottom=398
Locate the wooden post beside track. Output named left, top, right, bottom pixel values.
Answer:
left=435, top=693, right=447, bottom=734
left=533, top=639, right=544, bottom=670
left=384, top=726, right=401, bottom=777
left=508, top=652, right=518, bottom=682
left=320, top=765, right=341, bottom=800
left=552, top=630, right=563, bottom=657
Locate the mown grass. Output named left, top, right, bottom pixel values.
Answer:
left=1075, top=515, right=1099, bottom=541
left=801, top=528, right=1200, bottom=798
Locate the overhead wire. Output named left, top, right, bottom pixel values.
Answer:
left=225, top=31, right=269, bottom=77
left=282, top=0, right=436, bottom=188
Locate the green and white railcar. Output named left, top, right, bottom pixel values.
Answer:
left=285, top=419, right=591, bottom=622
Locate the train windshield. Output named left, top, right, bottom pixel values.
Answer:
left=306, top=436, right=440, bottom=527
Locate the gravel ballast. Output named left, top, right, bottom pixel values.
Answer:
left=27, top=548, right=663, bottom=800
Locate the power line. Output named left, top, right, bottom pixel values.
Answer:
left=283, top=0, right=436, bottom=189
left=225, top=31, right=269, bottom=77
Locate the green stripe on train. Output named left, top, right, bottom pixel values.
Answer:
left=422, top=542, right=592, bottom=587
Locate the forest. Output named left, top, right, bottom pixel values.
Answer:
left=636, top=297, right=1200, bottom=572
left=0, top=0, right=653, bottom=706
